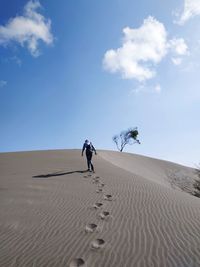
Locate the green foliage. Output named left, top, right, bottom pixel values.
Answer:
left=129, top=129, right=139, bottom=140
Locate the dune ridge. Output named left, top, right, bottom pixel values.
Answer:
left=0, top=149, right=200, bottom=266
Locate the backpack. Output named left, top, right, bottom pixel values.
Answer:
left=86, top=143, right=93, bottom=153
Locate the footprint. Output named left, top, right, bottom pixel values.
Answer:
left=98, top=183, right=105, bottom=187
left=103, top=194, right=112, bottom=201
left=91, top=239, right=105, bottom=249
left=95, top=176, right=100, bottom=179
left=93, top=179, right=100, bottom=184
left=96, top=188, right=103, bottom=193
left=85, top=223, right=98, bottom=233
left=99, top=211, right=110, bottom=220
left=69, top=258, right=85, bottom=267
left=83, top=175, right=88, bottom=178
left=93, top=203, right=103, bottom=209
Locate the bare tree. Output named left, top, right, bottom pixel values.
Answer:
left=113, top=127, right=140, bottom=152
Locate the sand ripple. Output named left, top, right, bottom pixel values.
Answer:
left=0, top=150, right=200, bottom=267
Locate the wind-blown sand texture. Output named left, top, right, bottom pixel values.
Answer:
left=0, top=149, right=200, bottom=267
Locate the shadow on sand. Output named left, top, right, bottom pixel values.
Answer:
left=33, top=170, right=88, bottom=178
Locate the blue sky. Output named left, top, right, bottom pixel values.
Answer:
left=0, top=0, right=200, bottom=167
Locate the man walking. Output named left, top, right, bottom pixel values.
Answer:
left=82, top=140, right=97, bottom=172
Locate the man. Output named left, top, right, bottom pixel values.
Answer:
left=82, top=140, right=97, bottom=172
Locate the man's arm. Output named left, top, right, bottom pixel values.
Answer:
left=81, top=144, right=85, bottom=156
left=92, top=145, right=97, bottom=155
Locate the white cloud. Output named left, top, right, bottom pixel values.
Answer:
left=176, top=0, right=200, bottom=25
left=103, top=16, right=188, bottom=82
left=168, top=38, right=188, bottom=55
left=0, top=80, right=7, bottom=87
left=171, top=57, right=182, bottom=65
left=1, top=55, right=22, bottom=66
left=130, top=83, right=162, bottom=94
left=154, top=84, right=161, bottom=93
left=11, top=56, right=22, bottom=66
left=0, top=0, right=53, bottom=57
left=169, top=38, right=188, bottom=65
left=103, top=17, right=167, bottom=82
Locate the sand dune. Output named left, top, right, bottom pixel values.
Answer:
left=0, top=149, right=200, bottom=267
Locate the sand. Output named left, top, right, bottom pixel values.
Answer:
left=0, top=149, right=200, bottom=267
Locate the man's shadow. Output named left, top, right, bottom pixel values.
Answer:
left=33, top=170, right=88, bottom=178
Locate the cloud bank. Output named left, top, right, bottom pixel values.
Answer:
left=103, top=16, right=188, bottom=82
left=0, top=0, right=53, bottom=57
left=177, top=0, right=200, bottom=25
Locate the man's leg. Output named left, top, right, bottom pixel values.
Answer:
left=91, top=162, right=94, bottom=172
left=86, top=157, right=90, bottom=170
left=86, top=153, right=91, bottom=171
left=90, top=154, right=94, bottom=172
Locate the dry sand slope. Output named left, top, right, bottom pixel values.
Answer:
left=0, top=149, right=200, bottom=267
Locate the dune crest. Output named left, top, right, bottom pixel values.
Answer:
left=99, top=150, right=197, bottom=193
